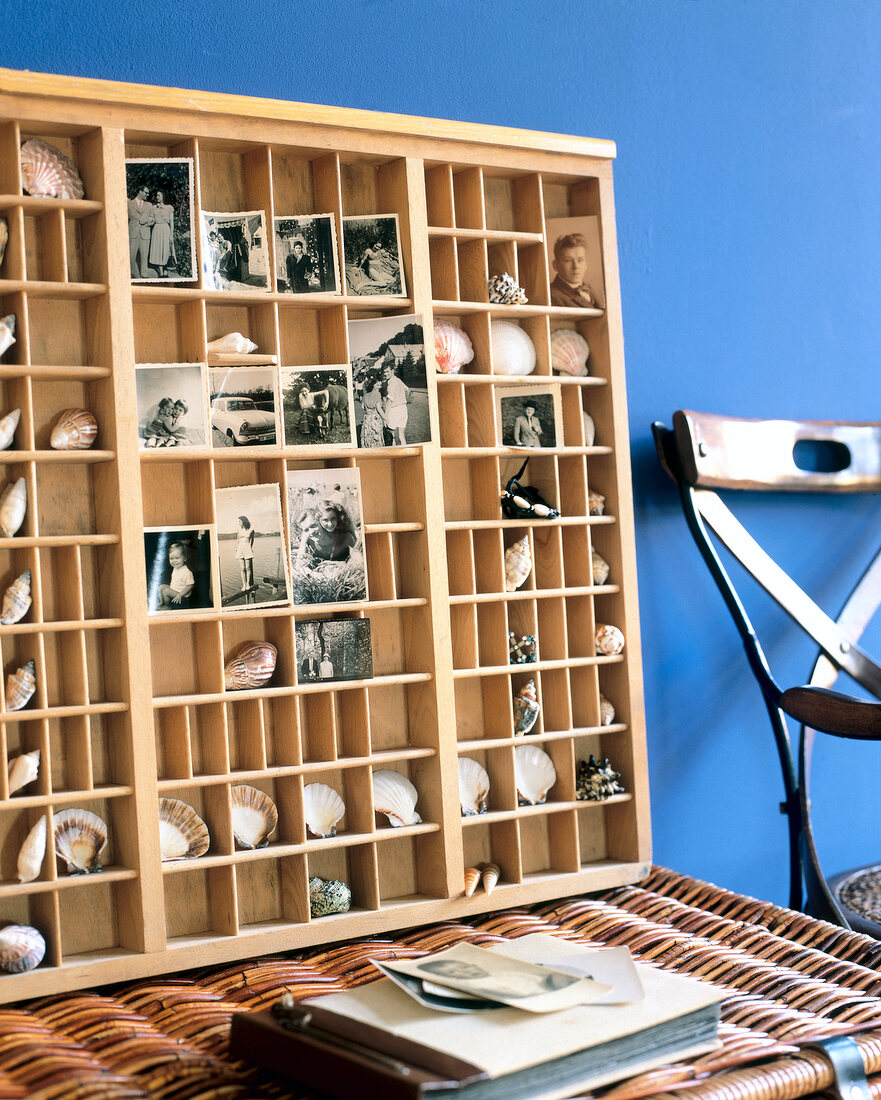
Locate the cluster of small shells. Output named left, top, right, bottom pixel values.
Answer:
left=576, top=755, right=625, bottom=801
left=504, top=536, right=532, bottom=592
left=434, top=319, right=474, bottom=375
left=595, top=624, right=625, bottom=657
left=373, top=769, right=421, bottom=827
left=514, top=744, right=556, bottom=805
left=20, top=139, right=84, bottom=200
left=224, top=640, right=277, bottom=690
left=508, top=630, right=536, bottom=664
left=309, top=876, right=351, bottom=917
left=512, top=678, right=540, bottom=735
left=464, top=862, right=499, bottom=897
left=487, top=272, right=528, bottom=305
left=0, top=923, right=45, bottom=973
left=458, top=757, right=489, bottom=816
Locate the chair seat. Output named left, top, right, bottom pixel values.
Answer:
left=828, top=863, right=881, bottom=937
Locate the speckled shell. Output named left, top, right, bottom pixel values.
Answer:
left=595, top=624, right=625, bottom=656
left=0, top=924, right=46, bottom=973
left=309, top=876, right=352, bottom=917
left=373, top=769, right=421, bottom=827
left=231, top=785, right=278, bottom=849
left=480, top=862, right=500, bottom=895
left=588, top=489, right=605, bottom=516
left=0, top=477, right=27, bottom=537
left=490, top=320, right=536, bottom=376
left=20, top=139, right=84, bottom=200
left=512, top=678, right=540, bottom=736
left=303, top=782, right=345, bottom=838
left=487, top=272, right=527, bottom=305
left=207, top=332, right=257, bottom=354
left=158, top=797, right=210, bottom=861
left=0, top=316, right=14, bottom=358
left=0, top=218, right=7, bottom=268
left=458, top=756, right=490, bottom=816
left=583, top=413, right=596, bottom=447
left=5, top=659, right=35, bottom=712
left=50, top=408, right=97, bottom=450
left=53, top=807, right=107, bottom=873
left=1, top=569, right=32, bottom=625
left=17, top=815, right=47, bottom=884
left=0, top=408, right=21, bottom=451
left=504, top=536, right=532, bottom=592
left=592, top=550, right=610, bottom=586
left=8, top=748, right=40, bottom=794
left=463, top=866, right=481, bottom=896
left=514, top=744, right=556, bottom=806
left=434, top=318, right=474, bottom=374
left=224, top=641, right=277, bottom=691
left=599, top=694, right=616, bottom=726
left=550, top=328, right=590, bottom=376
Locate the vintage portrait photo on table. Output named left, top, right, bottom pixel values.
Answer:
left=294, top=618, right=373, bottom=684
left=125, top=158, right=197, bottom=283
left=214, top=483, right=290, bottom=610
left=341, top=214, right=406, bottom=296
left=273, top=214, right=341, bottom=294
left=544, top=215, right=606, bottom=311
left=348, top=313, right=429, bottom=447
left=209, top=365, right=279, bottom=448
left=287, top=467, right=367, bottom=606
left=135, top=362, right=209, bottom=449
left=144, top=526, right=215, bottom=614
left=496, top=384, right=562, bottom=450
left=280, top=365, right=356, bottom=449
left=201, top=210, right=270, bottom=292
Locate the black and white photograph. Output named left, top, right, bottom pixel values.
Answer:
left=280, top=365, right=356, bottom=448
left=545, top=215, right=606, bottom=311
left=341, top=213, right=406, bottom=296
left=214, top=483, right=290, bottom=610
left=201, top=210, right=270, bottom=292
left=274, top=214, right=341, bottom=294
left=144, top=526, right=215, bottom=614
left=135, top=362, right=209, bottom=449
left=295, top=618, right=373, bottom=683
left=209, top=366, right=279, bottom=447
left=125, top=158, right=197, bottom=283
left=287, top=466, right=368, bottom=606
left=348, top=313, right=430, bottom=447
left=496, top=384, right=563, bottom=450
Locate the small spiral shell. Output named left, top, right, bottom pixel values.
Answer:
left=5, top=659, right=35, bottom=712
left=1, top=569, right=32, bottom=625
left=50, top=408, right=97, bottom=450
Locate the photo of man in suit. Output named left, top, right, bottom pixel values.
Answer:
left=549, top=232, right=597, bottom=309
left=128, top=184, right=154, bottom=279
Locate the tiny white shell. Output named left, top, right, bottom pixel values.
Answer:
left=158, top=797, right=210, bottom=861
left=550, top=328, right=590, bottom=376
left=504, top=536, right=532, bottom=592
left=8, top=748, right=40, bottom=794
left=458, top=757, right=490, bottom=816
left=0, top=569, right=32, bottom=625
left=490, top=320, right=536, bottom=376
left=207, top=332, right=257, bottom=354
left=17, top=815, right=47, bottom=883
left=514, top=744, right=557, bottom=806
left=0, top=409, right=21, bottom=451
left=434, top=319, right=474, bottom=374
left=595, top=624, right=625, bottom=656
left=373, top=769, right=421, bottom=827
left=0, top=923, right=46, bottom=973
left=303, top=782, right=346, bottom=838
left=0, top=316, right=14, bottom=359
left=53, top=807, right=107, bottom=873
left=49, top=408, right=97, bottom=450
left=0, top=477, right=27, bottom=537
left=231, top=784, right=278, bottom=849
left=583, top=413, right=596, bottom=447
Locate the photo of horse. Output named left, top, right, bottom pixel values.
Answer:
left=280, top=365, right=356, bottom=448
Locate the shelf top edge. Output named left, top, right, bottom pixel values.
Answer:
left=0, top=68, right=618, bottom=161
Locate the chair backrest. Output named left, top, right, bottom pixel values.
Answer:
left=653, top=410, right=881, bottom=922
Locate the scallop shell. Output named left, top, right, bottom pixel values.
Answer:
left=158, top=797, right=210, bottom=861
left=434, top=318, right=474, bottom=375
left=592, top=550, right=610, bottom=586
left=372, top=769, right=421, bottom=827
left=207, top=332, right=257, bottom=355
left=504, top=536, right=532, bottom=592
left=224, top=641, right=277, bottom=691
left=50, top=408, right=97, bottom=450
left=458, top=757, right=489, bottom=816
left=514, top=744, right=557, bottom=806
left=480, top=862, right=500, bottom=895
left=0, top=477, right=27, bottom=537
left=0, top=409, right=21, bottom=451
left=0, top=218, right=7, bottom=268
left=303, top=782, right=345, bottom=838
left=17, top=815, right=47, bottom=883
left=0, top=315, right=15, bottom=358
left=5, top=659, right=35, bottom=712
left=20, top=139, right=84, bottom=200
left=463, top=866, right=482, bottom=897
left=1, top=569, right=31, bottom=626
left=53, top=807, right=107, bottom=873
left=550, top=328, right=590, bottom=377
left=583, top=413, right=596, bottom=447
left=487, top=272, right=528, bottom=305
left=512, top=678, right=540, bottom=736
left=8, top=748, right=40, bottom=794
left=588, top=489, right=605, bottom=516
left=309, top=876, right=351, bottom=917
left=490, top=320, right=536, bottom=376
left=0, top=924, right=46, bottom=973
left=599, top=694, right=616, bottom=726
left=231, top=784, right=277, bottom=849
left=595, top=624, right=625, bottom=656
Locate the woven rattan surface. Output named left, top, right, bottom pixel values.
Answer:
left=4, top=865, right=881, bottom=1100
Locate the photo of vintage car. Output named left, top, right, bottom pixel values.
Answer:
left=210, top=394, right=277, bottom=445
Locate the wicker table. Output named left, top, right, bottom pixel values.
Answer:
left=3, top=865, right=881, bottom=1100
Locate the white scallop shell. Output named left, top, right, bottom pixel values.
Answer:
left=8, top=748, right=40, bottom=794
left=434, top=319, right=474, bottom=374
left=550, top=328, right=590, bottom=376
left=0, top=409, right=21, bottom=451
left=50, top=408, right=97, bottom=450
left=0, top=923, right=46, bottom=973
left=17, top=815, right=47, bottom=883
left=0, top=316, right=14, bottom=358
left=303, top=782, right=345, bottom=838
left=53, top=807, right=107, bottom=873
left=592, top=549, right=610, bottom=586
left=491, top=320, right=536, bottom=376
left=595, top=624, right=625, bottom=656
left=5, top=659, right=35, bottom=712
left=207, top=332, right=257, bottom=354
left=504, top=536, right=532, bottom=592
left=1, top=569, right=32, bottom=625
left=583, top=413, right=596, bottom=447
left=231, top=784, right=278, bottom=849
left=0, top=477, right=27, bottom=537
left=458, top=757, right=490, bottom=816
left=158, top=797, right=210, bottom=861
left=514, top=744, right=557, bottom=806
left=20, top=139, right=84, bottom=200
left=373, top=769, right=421, bottom=827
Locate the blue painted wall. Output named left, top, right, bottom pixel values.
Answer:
left=4, top=0, right=880, bottom=908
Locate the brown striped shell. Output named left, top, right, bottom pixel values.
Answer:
left=50, top=408, right=97, bottom=450
left=20, top=138, right=84, bottom=200
left=0, top=923, right=46, bottom=973
left=224, top=641, right=277, bottom=691
left=53, top=807, right=107, bottom=873
left=158, top=797, right=210, bottom=861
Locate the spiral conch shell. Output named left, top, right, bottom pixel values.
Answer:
left=0, top=923, right=46, bottom=973
left=207, top=332, right=257, bottom=355
left=303, top=782, right=345, bottom=838
left=0, top=409, right=21, bottom=451
left=599, top=694, right=616, bottom=726
left=231, top=784, right=277, bottom=849
left=514, top=744, right=556, bottom=806
left=20, top=138, right=84, bottom=200
left=458, top=756, right=489, bottom=816
left=504, top=536, right=532, bottom=592
left=512, top=678, right=540, bottom=736
left=53, top=807, right=107, bottom=873
left=0, top=477, right=27, bottom=537
left=8, top=748, right=40, bottom=794
left=5, top=659, right=35, bottom=712
left=17, top=815, right=47, bottom=883
left=434, top=318, right=474, bottom=374
left=592, top=549, right=610, bottom=586
left=1, top=570, right=31, bottom=625
left=0, top=316, right=14, bottom=358
left=595, top=624, right=625, bottom=656
left=373, top=769, right=421, bottom=827
left=50, top=408, right=97, bottom=450
left=224, top=641, right=277, bottom=690
left=158, top=797, right=210, bottom=861
left=550, top=328, right=590, bottom=377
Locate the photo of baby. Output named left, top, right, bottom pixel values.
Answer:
left=545, top=216, right=605, bottom=312
left=135, top=363, right=209, bottom=449
left=144, top=527, right=215, bottom=614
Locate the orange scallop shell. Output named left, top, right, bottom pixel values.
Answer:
left=20, top=139, right=84, bottom=200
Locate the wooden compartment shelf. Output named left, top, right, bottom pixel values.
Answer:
left=0, top=68, right=649, bottom=1000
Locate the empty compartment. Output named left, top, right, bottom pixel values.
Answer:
left=542, top=176, right=601, bottom=222
left=538, top=669, right=572, bottom=735
left=451, top=603, right=478, bottom=670
left=186, top=703, right=230, bottom=777
left=150, top=619, right=223, bottom=697
left=535, top=598, right=567, bottom=662
left=164, top=863, right=238, bottom=940
left=446, top=530, right=476, bottom=596
left=26, top=299, right=93, bottom=367
left=58, top=877, right=125, bottom=957
left=531, top=524, right=563, bottom=591
left=517, top=242, right=550, bottom=307
left=475, top=528, right=505, bottom=593
left=377, top=831, right=446, bottom=903
left=437, top=380, right=467, bottom=448
left=456, top=239, right=488, bottom=303
left=570, top=666, right=602, bottom=729
left=454, top=675, right=512, bottom=742
left=476, top=602, right=507, bottom=668
left=298, top=691, right=337, bottom=763
left=485, top=173, right=544, bottom=235
left=566, top=595, right=597, bottom=660
left=463, top=385, right=497, bottom=449
left=35, top=462, right=97, bottom=537
left=154, top=706, right=193, bottom=782
left=452, top=168, right=486, bottom=231
left=141, top=460, right=215, bottom=528
left=365, top=531, right=395, bottom=601
left=226, top=697, right=268, bottom=773
left=133, top=300, right=206, bottom=363
left=424, top=164, right=455, bottom=228
left=558, top=454, right=588, bottom=516
left=264, top=696, right=303, bottom=768
left=23, top=208, right=67, bottom=284
left=428, top=236, right=459, bottom=302
left=561, top=526, right=593, bottom=589
left=278, top=303, right=347, bottom=366
left=366, top=681, right=410, bottom=752
left=519, top=811, right=580, bottom=876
